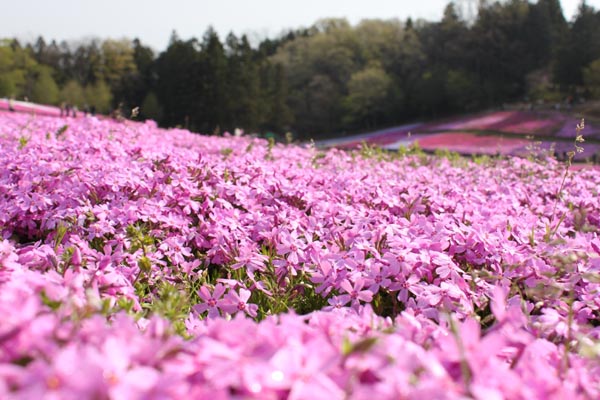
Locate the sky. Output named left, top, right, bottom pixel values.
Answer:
left=1, top=0, right=599, bottom=52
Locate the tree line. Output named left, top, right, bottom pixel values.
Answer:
left=1, top=0, right=600, bottom=140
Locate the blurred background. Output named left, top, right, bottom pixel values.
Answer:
left=1, top=0, right=600, bottom=147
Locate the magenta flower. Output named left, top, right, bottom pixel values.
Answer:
left=220, top=288, right=258, bottom=318
left=326, top=295, right=350, bottom=310
left=365, top=261, right=394, bottom=293
left=391, top=274, right=420, bottom=304
left=194, top=284, right=228, bottom=319
left=231, top=252, right=268, bottom=280
left=276, top=231, right=305, bottom=265
left=338, top=278, right=373, bottom=309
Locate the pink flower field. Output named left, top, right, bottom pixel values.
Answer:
left=414, top=132, right=531, bottom=155
left=319, top=110, right=600, bottom=158
left=431, top=111, right=566, bottom=137
left=2, top=110, right=600, bottom=399
left=317, top=123, right=423, bottom=149
left=0, top=99, right=62, bottom=117
left=434, top=111, right=517, bottom=131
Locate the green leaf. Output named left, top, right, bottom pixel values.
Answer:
left=40, top=291, right=62, bottom=311
left=342, top=336, right=379, bottom=356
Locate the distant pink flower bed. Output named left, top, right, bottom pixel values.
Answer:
left=2, top=110, right=600, bottom=398
left=556, top=119, right=600, bottom=139
left=498, top=119, right=559, bottom=135
left=318, top=123, right=422, bottom=148
left=512, top=140, right=600, bottom=162
left=415, top=132, right=530, bottom=154
left=434, top=111, right=515, bottom=130
left=0, top=99, right=62, bottom=117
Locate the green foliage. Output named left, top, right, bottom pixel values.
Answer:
left=525, top=69, right=562, bottom=103
left=472, top=154, right=492, bottom=166
left=264, top=63, right=293, bottom=133
left=445, top=70, right=479, bottom=111
left=358, top=141, right=392, bottom=161
left=85, top=80, right=112, bottom=113
left=0, top=70, right=23, bottom=98
left=101, top=39, right=139, bottom=103
left=397, top=141, right=425, bottom=159
left=554, top=2, right=600, bottom=88
left=583, top=59, right=600, bottom=98
left=55, top=124, right=68, bottom=139
left=342, top=336, right=379, bottom=357
left=53, top=222, right=69, bottom=251
left=18, top=135, right=28, bottom=149
left=126, top=223, right=156, bottom=254
left=0, top=40, right=67, bottom=105
left=40, top=290, right=62, bottom=311
left=140, top=91, right=163, bottom=121
left=30, top=66, right=60, bottom=105
left=265, top=137, right=275, bottom=161
left=220, top=147, right=233, bottom=159
left=544, top=120, right=585, bottom=243
left=144, top=282, right=191, bottom=336
left=60, top=80, right=86, bottom=107
left=434, top=148, right=468, bottom=167
left=344, top=64, right=392, bottom=127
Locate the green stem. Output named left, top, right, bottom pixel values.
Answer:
left=448, top=315, right=472, bottom=395
left=562, top=291, right=575, bottom=376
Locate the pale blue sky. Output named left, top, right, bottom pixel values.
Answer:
left=1, top=0, right=597, bottom=51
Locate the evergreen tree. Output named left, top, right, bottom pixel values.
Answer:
left=30, top=65, right=60, bottom=104
left=554, top=2, right=600, bottom=87
left=156, top=33, right=200, bottom=128
left=226, top=34, right=262, bottom=131
left=131, top=38, right=156, bottom=107
left=196, top=27, right=228, bottom=133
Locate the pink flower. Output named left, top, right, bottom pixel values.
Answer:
left=339, top=278, right=373, bottom=309
left=220, top=288, right=258, bottom=318
left=364, top=261, right=394, bottom=293
left=326, top=295, right=350, bottom=310
left=276, top=231, right=305, bottom=265
left=391, top=274, right=420, bottom=304
left=194, top=284, right=228, bottom=319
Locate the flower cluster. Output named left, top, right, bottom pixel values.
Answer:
left=1, top=110, right=600, bottom=398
